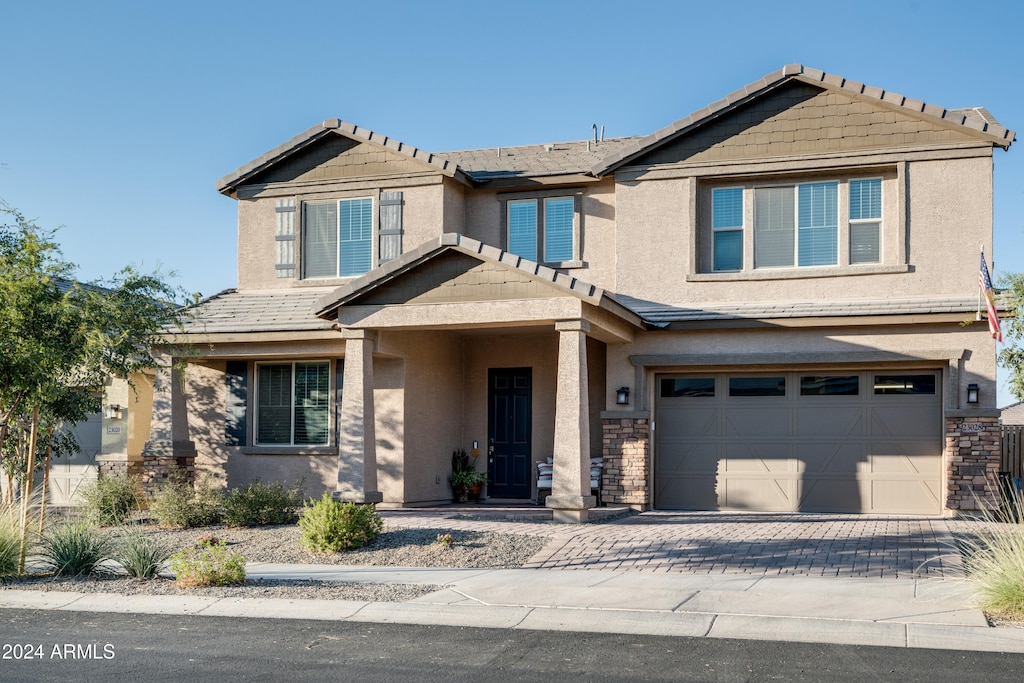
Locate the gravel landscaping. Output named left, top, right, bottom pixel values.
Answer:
left=2, top=522, right=550, bottom=602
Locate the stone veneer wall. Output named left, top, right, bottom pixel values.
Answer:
left=95, top=454, right=143, bottom=480
left=601, top=416, right=650, bottom=507
left=945, top=416, right=1001, bottom=511
left=141, top=454, right=195, bottom=497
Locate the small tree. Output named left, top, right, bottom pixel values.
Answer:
left=998, top=271, right=1024, bottom=401
left=0, top=202, right=189, bottom=569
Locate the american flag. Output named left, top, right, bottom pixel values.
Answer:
left=980, top=252, right=1003, bottom=342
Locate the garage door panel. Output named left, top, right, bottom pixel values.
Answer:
left=656, top=476, right=718, bottom=510
left=656, top=370, right=941, bottom=514
left=795, top=408, right=863, bottom=437
left=657, top=440, right=719, bottom=473
left=656, top=407, right=718, bottom=439
left=796, top=442, right=865, bottom=473
left=723, top=477, right=794, bottom=511
left=870, top=407, right=939, bottom=438
left=869, top=452, right=941, bottom=474
left=869, top=479, right=941, bottom=514
left=799, top=477, right=864, bottom=513
left=723, top=408, right=790, bottom=437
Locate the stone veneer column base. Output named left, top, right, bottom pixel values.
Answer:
left=601, top=415, right=650, bottom=508
left=95, top=454, right=144, bottom=480
left=140, top=440, right=197, bottom=497
left=945, top=416, right=1001, bottom=511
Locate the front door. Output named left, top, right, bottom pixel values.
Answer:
left=488, top=367, right=531, bottom=498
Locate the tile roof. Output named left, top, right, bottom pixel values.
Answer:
left=180, top=288, right=337, bottom=334
left=314, top=233, right=639, bottom=321
left=622, top=296, right=985, bottom=324
left=441, top=137, right=638, bottom=180
left=592, top=64, right=1016, bottom=176
left=216, top=120, right=470, bottom=194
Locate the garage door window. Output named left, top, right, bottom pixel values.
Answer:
left=800, top=375, right=859, bottom=395
left=729, top=377, right=785, bottom=397
left=873, top=375, right=936, bottom=395
left=661, top=378, right=715, bottom=397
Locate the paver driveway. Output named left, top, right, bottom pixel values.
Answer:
left=381, top=508, right=965, bottom=579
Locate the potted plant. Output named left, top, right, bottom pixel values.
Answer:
left=450, top=449, right=487, bottom=503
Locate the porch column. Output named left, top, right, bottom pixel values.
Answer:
left=546, top=320, right=595, bottom=523
left=336, top=330, right=383, bottom=504
left=140, top=352, right=196, bottom=495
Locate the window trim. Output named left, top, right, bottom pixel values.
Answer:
left=300, top=196, right=376, bottom=280
left=254, top=360, right=332, bottom=447
left=499, top=190, right=584, bottom=268
left=701, top=174, right=889, bottom=278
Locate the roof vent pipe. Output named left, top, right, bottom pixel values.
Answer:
left=592, top=123, right=598, bottom=143
left=600, top=125, right=605, bottom=142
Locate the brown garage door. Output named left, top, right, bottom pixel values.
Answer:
left=654, top=371, right=942, bottom=514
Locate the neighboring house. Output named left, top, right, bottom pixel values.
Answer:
left=1002, top=401, right=1024, bottom=425
left=146, top=65, right=1014, bottom=520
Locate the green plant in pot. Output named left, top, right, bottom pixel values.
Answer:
left=450, top=448, right=487, bottom=503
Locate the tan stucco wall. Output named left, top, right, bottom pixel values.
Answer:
left=126, top=371, right=154, bottom=460
left=237, top=183, right=449, bottom=290
left=610, top=154, right=993, bottom=307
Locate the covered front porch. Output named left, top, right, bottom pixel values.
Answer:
left=318, top=233, right=643, bottom=521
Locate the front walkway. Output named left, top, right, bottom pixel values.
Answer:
left=380, top=508, right=964, bottom=579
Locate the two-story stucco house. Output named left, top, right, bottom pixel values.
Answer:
left=144, top=65, right=1014, bottom=521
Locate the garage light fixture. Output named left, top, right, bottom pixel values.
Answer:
left=616, top=387, right=630, bottom=405
left=966, top=383, right=979, bottom=405
left=104, top=404, right=122, bottom=420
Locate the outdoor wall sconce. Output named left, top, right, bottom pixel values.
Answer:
left=104, top=404, right=122, bottom=420
left=967, top=383, right=979, bottom=405
left=616, top=387, right=630, bottom=405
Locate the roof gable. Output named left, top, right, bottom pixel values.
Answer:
left=216, top=120, right=468, bottom=195
left=314, top=233, right=632, bottom=320
left=593, top=64, right=1016, bottom=176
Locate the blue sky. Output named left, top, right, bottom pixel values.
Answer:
left=2, top=0, right=1022, bottom=403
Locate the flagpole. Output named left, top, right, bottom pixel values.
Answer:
left=978, top=245, right=983, bottom=321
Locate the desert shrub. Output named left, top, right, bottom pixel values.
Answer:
left=0, top=501, right=23, bottom=579
left=38, top=520, right=114, bottom=577
left=148, top=470, right=224, bottom=528
left=298, top=493, right=383, bottom=553
left=962, top=482, right=1024, bottom=619
left=222, top=480, right=304, bottom=528
left=169, top=542, right=246, bottom=588
left=79, top=475, right=140, bottom=526
left=114, top=528, right=173, bottom=579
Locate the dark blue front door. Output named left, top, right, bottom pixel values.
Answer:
left=488, top=367, right=532, bottom=498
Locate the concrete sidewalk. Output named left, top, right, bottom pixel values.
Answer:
left=3, top=563, right=1024, bottom=653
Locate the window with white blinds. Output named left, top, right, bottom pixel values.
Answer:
left=256, top=361, right=330, bottom=446
left=506, top=195, right=579, bottom=263
left=711, top=177, right=880, bottom=272
left=302, top=198, right=373, bottom=278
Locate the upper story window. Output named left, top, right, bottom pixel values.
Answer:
left=506, top=195, right=579, bottom=264
left=709, top=177, right=882, bottom=273
left=302, top=197, right=374, bottom=278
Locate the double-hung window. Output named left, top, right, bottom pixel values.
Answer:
left=754, top=182, right=838, bottom=268
left=507, top=196, right=577, bottom=263
left=712, top=188, right=743, bottom=271
left=256, top=361, right=330, bottom=446
left=849, top=179, right=881, bottom=264
left=710, top=177, right=883, bottom=273
left=303, top=197, right=373, bottom=278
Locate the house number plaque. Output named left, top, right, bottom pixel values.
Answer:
left=960, top=422, right=984, bottom=435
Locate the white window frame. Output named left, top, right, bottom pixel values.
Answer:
left=254, top=360, right=331, bottom=446
left=301, top=196, right=375, bottom=279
